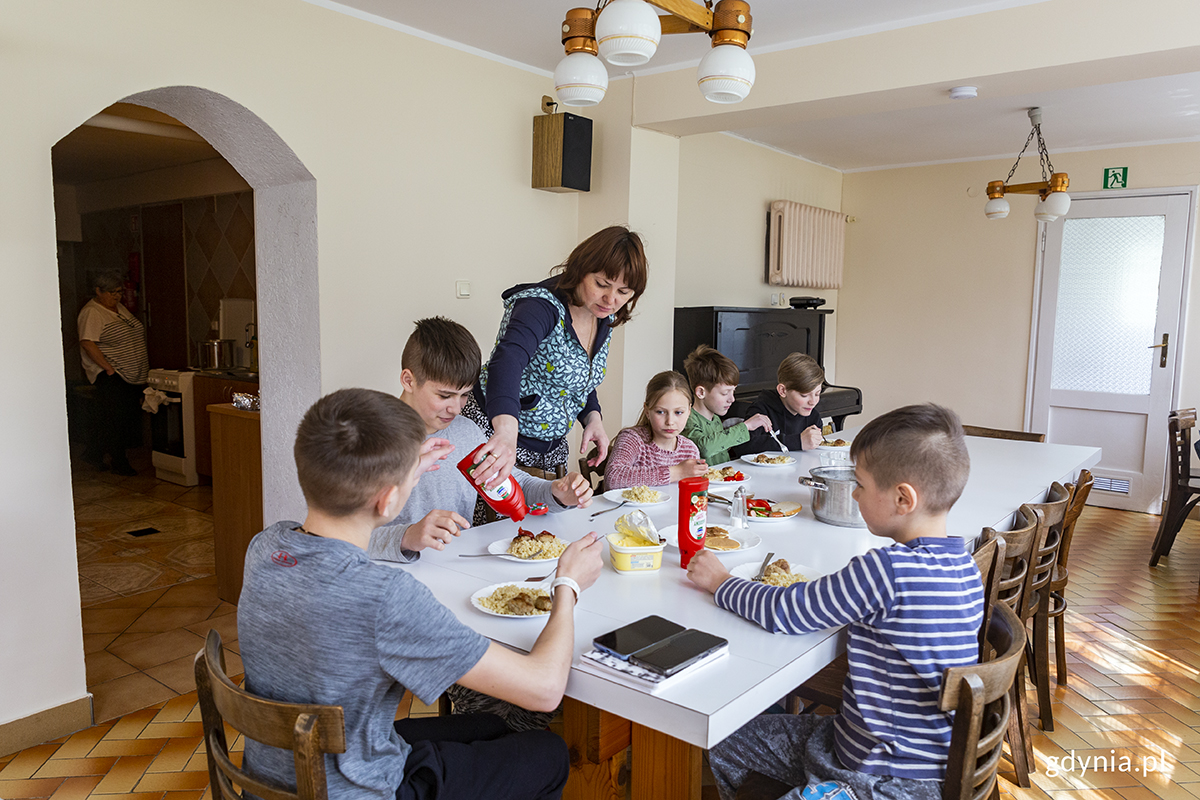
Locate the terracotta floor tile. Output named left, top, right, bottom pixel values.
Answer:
left=51, top=726, right=113, bottom=760
left=48, top=776, right=104, bottom=800
left=32, top=758, right=118, bottom=779
left=144, top=739, right=201, bottom=774
left=0, top=746, right=62, bottom=780
left=90, top=755, right=156, bottom=795
left=183, top=611, right=236, bottom=644
left=107, top=630, right=206, bottom=671
left=85, top=652, right=138, bottom=687
left=124, top=607, right=217, bottom=635
left=151, top=584, right=220, bottom=609
left=87, top=589, right=169, bottom=611
left=86, top=739, right=168, bottom=759
left=0, top=778, right=69, bottom=798
left=136, top=724, right=202, bottom=742
left=152, top=694, right=199, bottom=725
left=133, top=771, right=209, bottom=792
left=92, top=674, right=178, bottom=724
left=163, top=792, right=204, bottom=800
left=142, top=656, right=198, bottom=696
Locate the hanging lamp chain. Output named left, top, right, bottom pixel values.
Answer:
left=1036, top=124, right=1056, bottom=184
left=1004, top=126, right=1037, bottom=186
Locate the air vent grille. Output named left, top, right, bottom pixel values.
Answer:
left=1093, top=476, right=1130, bottom=494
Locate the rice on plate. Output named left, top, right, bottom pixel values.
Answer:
left=477, top=584, right=552, bottom=616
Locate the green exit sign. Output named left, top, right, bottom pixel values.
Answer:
left=1104, top=167, right=1128, bottom=189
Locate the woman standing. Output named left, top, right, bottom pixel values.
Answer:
left=465, top=226, right=648, bottom=487
left=78, top=270, right=149, bottom=475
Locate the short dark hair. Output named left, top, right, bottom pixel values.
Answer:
left=553, top=225, right=649, bottom=327
left=683, top=344, right=740, bottom=391
left=778, top=353, right=824, bottom=394
left=401, top=317, right=481, bottom=388
left=294, top=389, right=425, bottom=517
left=850, top=403, right=970, bottom=514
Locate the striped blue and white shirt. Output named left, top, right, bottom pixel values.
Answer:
left=715, top=537, right=983, bottom=781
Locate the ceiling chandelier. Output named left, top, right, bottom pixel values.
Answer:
left=554, top=0, right=754, bottom=108
left=985, top=107, right=1071, bottom=223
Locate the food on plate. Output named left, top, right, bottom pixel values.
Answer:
left=622, top=485, right=664, bottom=503
left=705, top=467, right=747, bottom=482
left=704, top=528, right=740, bottom=551
left=746, top=498, right=802, bottom=518
left=506, top=528, right=568, bottom=559
left=479, top=584, right=552, bottom=616
left=753, top=454, right=792, bottom=464
left=824, top=438, right=850, bottom=447
left=754, top=558, right=807, bottom=587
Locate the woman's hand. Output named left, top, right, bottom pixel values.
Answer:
left=400, top=509, right=470, bottom=552
left=552, top=472, right=594, bottom=508
left=800, top=425, right=824, bottom=451
left=473, top=415, right=518, bottom=489
left=580, top=412, right=609, bottom=467
left=686, top=550, right=732, bottom=594
left=418, top=437, right=454, bottom=475
left=669, top=459, right=709, bottom=483
left=556, top=532, right=604, bottom=591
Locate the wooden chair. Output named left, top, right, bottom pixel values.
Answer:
left=979, top=506, right=1041, bottom=787
left=962, top=426, right=1046, bottom=443
left=1021, top=484, right=1070, bottom=734
left=579, top=448, right=609, bottom=494
left=1046, top=471, right=1093, bottom=685
left=973, top=536, right=1007, bottom=660
left=1149, top=409, right=1200, bottom=567
left=195, top=630, right=346, bottom=800
left=737, top=603, right=1027, bottom=800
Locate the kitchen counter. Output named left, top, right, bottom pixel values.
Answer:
left=194, top=368, right=259, bottom=384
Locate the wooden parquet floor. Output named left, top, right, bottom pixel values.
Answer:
left=5, top=506, right=1200, bottom=800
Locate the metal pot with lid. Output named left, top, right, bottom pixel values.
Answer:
left=800, top=465, right=867, bottom=528
left=200, top=339, right=235, bottom=370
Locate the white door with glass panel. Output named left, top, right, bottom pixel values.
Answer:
left=1029, top=193, right=1190, bottom=513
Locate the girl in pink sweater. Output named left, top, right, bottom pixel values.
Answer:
left=606, top=371, right=708, bottom=490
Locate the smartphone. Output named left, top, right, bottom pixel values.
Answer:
left=629, top=630, right=729, bottom=677
left=593, top=615, right=686, bottom=660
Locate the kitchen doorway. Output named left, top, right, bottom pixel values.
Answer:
left=1027, top=190, right=1194, bottom=513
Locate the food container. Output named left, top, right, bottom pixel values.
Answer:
left=606, top=533, right=665, bottom=573
left=199, top=339, right=235, bottom=370
left=800, top=466, right=867, bottom=528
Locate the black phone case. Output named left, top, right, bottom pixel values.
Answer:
left=629, top=630, right=728, bottom=676
left=593, top=615, right=686, bottom=660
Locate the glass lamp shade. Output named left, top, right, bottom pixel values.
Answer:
left=1041, top=190, right=1071, bottom=219
left=554, top=52, right=609, bottom=107
left=595, top=0, right=661, bottom=67
left=984, top=196, right=1010, bottom=220
left=697, top=44, right=755, bottom=104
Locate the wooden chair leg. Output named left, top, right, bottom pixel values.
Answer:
left=1005, top=656, right=1032, bottom=787
left=1150, top=493, right=1185, bottom=566
left=1053, top=605, right=1068, bottom=686
left=1034, top=596, right=1053, bottom=732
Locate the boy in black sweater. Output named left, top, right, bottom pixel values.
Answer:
left=731, top=352, right=825, bottom=455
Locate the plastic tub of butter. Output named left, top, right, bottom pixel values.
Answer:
left=606, top=533, right=665, bottom=574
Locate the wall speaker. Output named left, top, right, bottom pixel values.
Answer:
left=532, top=112, right=592, bottom=193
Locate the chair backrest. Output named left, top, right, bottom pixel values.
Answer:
left=940, top=602, right=1027, bottom=800
left=579, top=448, right=608, bottom=494
left=971, top=536, right=1006, bottom=657
left=962, top=426, right=1046, bottom=443
left=980, top=506, right=1040, bottom=616
left=1020, top=483, right=1070, bottom=619
left=1057, top=470, right=1093, bottom=570
left=195, top=630, right=346, bottom=800
left=1167, top=411, right=1196, bottom=491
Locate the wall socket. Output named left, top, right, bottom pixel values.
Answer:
left=769, top=291, right=787, bottom=306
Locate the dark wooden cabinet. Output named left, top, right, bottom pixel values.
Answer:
left=193, top=374, right=258, bottom=477
left=210, top=403, right=262, bottom=603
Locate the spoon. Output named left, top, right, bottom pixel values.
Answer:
left=754, top=551, right=776, bottom=582
left=591, top=500, right=628, bottom=519
left=768, top=429, right=790, bottom=452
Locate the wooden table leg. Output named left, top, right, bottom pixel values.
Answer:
left=631, top=722, right=703, bottom=800
left=563, top=697, right=630, bottom=800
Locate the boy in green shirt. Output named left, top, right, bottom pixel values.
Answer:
left=681, top=344, right=773, bottom=465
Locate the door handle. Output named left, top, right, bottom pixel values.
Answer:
left=1148, top=333, right=1169, bottom=367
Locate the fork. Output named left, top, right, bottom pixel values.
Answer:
left=460, top=547, right=543, bottom=559
left=524, top=566, right=558, bottom=588
left=768, top=429, right=790, bottom=452
left=591, top=500, right=628, bottom=519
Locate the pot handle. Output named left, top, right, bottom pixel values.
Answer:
left=799, top=478, right=828, bottom=492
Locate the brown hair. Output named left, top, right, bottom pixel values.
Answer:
left=850, top=403, right=970, bottom=514
left=683, top=344, right=740, bottom=392
left=553, top=225, right=649, bottom=326
left=401, top=317, right=481, bottom=388
left=777, top=353, right=825, bottom=393
left=633, top=371, right=692, bottom=431
left=294, top=389, right=425, bottom=517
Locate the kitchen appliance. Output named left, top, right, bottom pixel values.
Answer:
left=199, top=339, right=235, bottom=370
left=219, top=298, right=256, bottom=368
left=147, top=369, right=199, bottom=486
left=801, top=466, right=866, bottom=527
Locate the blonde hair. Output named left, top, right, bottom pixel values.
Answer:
left=633, top=371, right=692, bottom=432
left=777, top=353, right=824, bottom=393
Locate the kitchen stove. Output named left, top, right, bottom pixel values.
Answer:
left=147, top=369, right=199, bottom=486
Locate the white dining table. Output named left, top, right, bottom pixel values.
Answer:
left=381, top=433, right=1100, bottom=800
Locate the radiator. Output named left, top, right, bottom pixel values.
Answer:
left=766, top=200, right=845, bottom=289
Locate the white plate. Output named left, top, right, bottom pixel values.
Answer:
left=658, top=524, right=762, bottom=556
left=739, top=454, right=796, bottom=468
left=470, top=581, right=553, bottom=619
left=745, top=501, right=804, bottom=523
left=602, top=487, right=671, bottom=507
left=815, top=442, right=851, bottom=451
left=730, top=560, right=821, bottom=583
left=486, top=537, right=561, bottom=562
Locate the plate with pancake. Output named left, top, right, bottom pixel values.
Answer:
left=658, top=524, right=761, bottom=556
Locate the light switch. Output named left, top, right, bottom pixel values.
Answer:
left=455, top=280, right=471, bottom=299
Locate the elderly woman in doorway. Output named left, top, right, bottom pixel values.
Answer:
left=78, top=269, right=149, bottom=476
left=464, top=225, right=649, bottom=488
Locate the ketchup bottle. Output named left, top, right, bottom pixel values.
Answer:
left=457, top=443, right=528, bottom=521
left=677, top=476, right=709, bottom=568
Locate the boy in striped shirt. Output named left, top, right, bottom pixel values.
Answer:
left=687, top=403, right=983, bottom=800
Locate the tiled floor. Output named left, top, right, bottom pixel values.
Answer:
left=8, top=505, right=1200, bottom=799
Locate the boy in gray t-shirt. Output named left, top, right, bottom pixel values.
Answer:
left=239, top=389, right=603, bottom=800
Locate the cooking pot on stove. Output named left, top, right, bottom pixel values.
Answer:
left=800, top=466, right=867, bottom=528
left=200, top=339, right=235, bottom=370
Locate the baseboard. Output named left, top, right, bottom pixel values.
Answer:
left=0, top=695, right=93, bottom=758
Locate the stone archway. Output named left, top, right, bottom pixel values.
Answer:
left=121, top=86, right=318, bottom=521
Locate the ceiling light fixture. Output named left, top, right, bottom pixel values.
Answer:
left=948, top=85, right=977, bottom=100
left=554, top=0, right=754, bottom=108
left=985, top=107, right=1071, bottom=223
